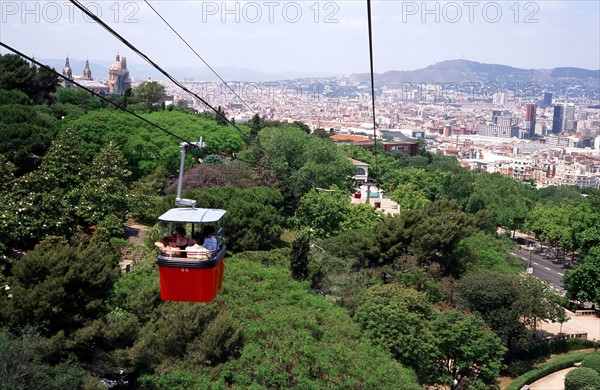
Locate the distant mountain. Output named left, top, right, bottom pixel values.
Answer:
left=38, top=57, right=599, bottom=86
left=39, top=57, right=334, bottom=83
left=356, top=60, right=600, bottom=88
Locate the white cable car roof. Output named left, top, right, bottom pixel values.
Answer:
left=158, top=208, right=226, bottom=224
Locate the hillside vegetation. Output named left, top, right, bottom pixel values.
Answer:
left=1, top=54, right=599, bottom=389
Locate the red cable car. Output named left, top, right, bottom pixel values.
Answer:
left=156, top=139, right=227, bottom=302
left=156, top=207, right=226, bottom=302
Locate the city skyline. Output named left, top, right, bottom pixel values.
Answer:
left=1, top=1, right=599, bottom=78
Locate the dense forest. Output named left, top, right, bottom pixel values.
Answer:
left=1, top=53, right=599, bottom=389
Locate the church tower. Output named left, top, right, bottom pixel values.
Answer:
left=82, top=59, right=92, bottom=80
left=62, top=56, right=73, bottom=88
left=107, top=53, right=132, bottom=95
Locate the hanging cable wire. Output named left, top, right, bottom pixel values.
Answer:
left=69, top=0, right=333, bottom=190
left=143, top=0, right=256, bottom=114
left=69, top=0, right=259, bottom=148
left=0, top=41, right=196, bottom=146
left=366, top=0, right=379, bottom=179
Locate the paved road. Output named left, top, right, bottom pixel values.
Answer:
left=510, top=248, right=567, bottom=293
left=529, top=367, right=577, bottom=390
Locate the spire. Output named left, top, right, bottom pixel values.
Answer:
left=62, top=55, right=73, bottom=88
left=83, top=59, right=92, bottom=80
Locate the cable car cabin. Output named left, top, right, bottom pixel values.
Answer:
left=156, top=207, right=226, bottom=302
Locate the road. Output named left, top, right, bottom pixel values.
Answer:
left=510, top=247, right=567, bottom=293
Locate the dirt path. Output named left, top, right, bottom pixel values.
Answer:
left=529, top=367, right=577, bottom=390
left=119, top=221, right=150, bottom=272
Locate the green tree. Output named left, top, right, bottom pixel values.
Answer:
left=74, top=142, right=131, bottom=233
left=467, top=173, right=532, bottom=234
left=0, top=54, right=36, bottom=98
left=215, top=105, right=228, bottom=125
left=252, top=126, right=354, bottom=202
left=185, top=187, right=285, bottom=252
left=0, top=102, right=58, bottom=175
left=296, top=188, right=350, bottom=238
left=127, top=302, right=242, bottom=373
left=219, top=258, right=421, bottom=389
left=564, top=247, right=600, bottom=306
left=0, top=55, right=59, bottom=104
left=355, top=284, right=434, bottom=370
left=458, top=270, right=565, bottom=357
left=2, top=240, right=118, bottom=336
left=134, top=81, right=166, bottom=111
left=65, top=109, right=244, bottom=178
left=453, top=232, right=518, bottom=274
left=426, top=309, right=506, bottom=389
left=406, top=201, right=479, bottom=275
left=249, top=113, right=262, bottom=138
left=0, top=328, right=85, bottom=390
left=290, top=234, right=310, bottom=280
left=389, top=182, right=430, bottom=211
left=322, top=229, right=381, bottom=269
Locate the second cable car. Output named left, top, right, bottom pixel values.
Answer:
left=156, top=140, right=227, bottom=302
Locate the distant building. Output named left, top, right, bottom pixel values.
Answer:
left=81, top=59, right=92, bottom=80
left=552, top=103, right=576, bottom=134
left=480, top=111, right=519, bottom=138
left=62, top=56, right=73, bottom=88
left=349, top=158, right=369, bottom=184
left=107, top=53, right=132, bottom=95
left=552, top=104, right=565, bottom=134
left=60, top=55, right=108, bottom=94
left=525, top=103, right=537, bottom=138
left=493, top=92, right=507, bottom=105
left=542, top=92, right=552, bottom=108
left=330, top=134, right=419, bottom=156
left=565, top=103, right=575, bottom=131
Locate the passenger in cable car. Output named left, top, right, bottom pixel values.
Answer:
left=154, top=235, right=181, bottom=257
left=174, top=226, right=194, bottom=257
left=185, top=234, right=211, bottom=260
left=202, top=225, right=218, bottom=255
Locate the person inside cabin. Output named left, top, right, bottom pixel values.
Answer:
left=185, top=234, right=211, bottom=260
left=174, top=226, right=194, bottom=258
left=202, top=226, right=218, bottom=255
left=155, top=235, right=180, bottom=257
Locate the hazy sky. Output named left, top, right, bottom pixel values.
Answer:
left=1, top=0, right=599, bottom=76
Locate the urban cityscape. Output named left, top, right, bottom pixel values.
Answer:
left=62, top=53, right=600, bottom=189
left=1, top=0, right=600, bottom=389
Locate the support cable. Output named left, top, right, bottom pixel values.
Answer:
left=143, top=0, right=256, bottom=114
left=366, top=0, right=379, bottom=180
left=0, top=41, right=194, bottom=146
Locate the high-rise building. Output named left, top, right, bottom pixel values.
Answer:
left=525, top=103, right=537, bottom=138
left=491, top=110, right=503, bottom=124
left=565, top=103, right=575, bottom=131
left=552, top=104, right=565, bottom=134
left=542, top=92, right=553, bottom=108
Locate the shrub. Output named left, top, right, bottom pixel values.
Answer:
left=564, top=367, right=600, bottom=390
left=550, top=338, right=599, bottom=354
left=581, top=352, right=600, bottom=374
left=506, top=351, right=594, bottom=390
left=506, top=359, right=534, bottom=377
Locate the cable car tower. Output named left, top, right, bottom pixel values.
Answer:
left=156, top=139, right=227, bottom=302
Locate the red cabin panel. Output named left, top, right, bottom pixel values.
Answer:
left=158, top=259, right=224, bottom=302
